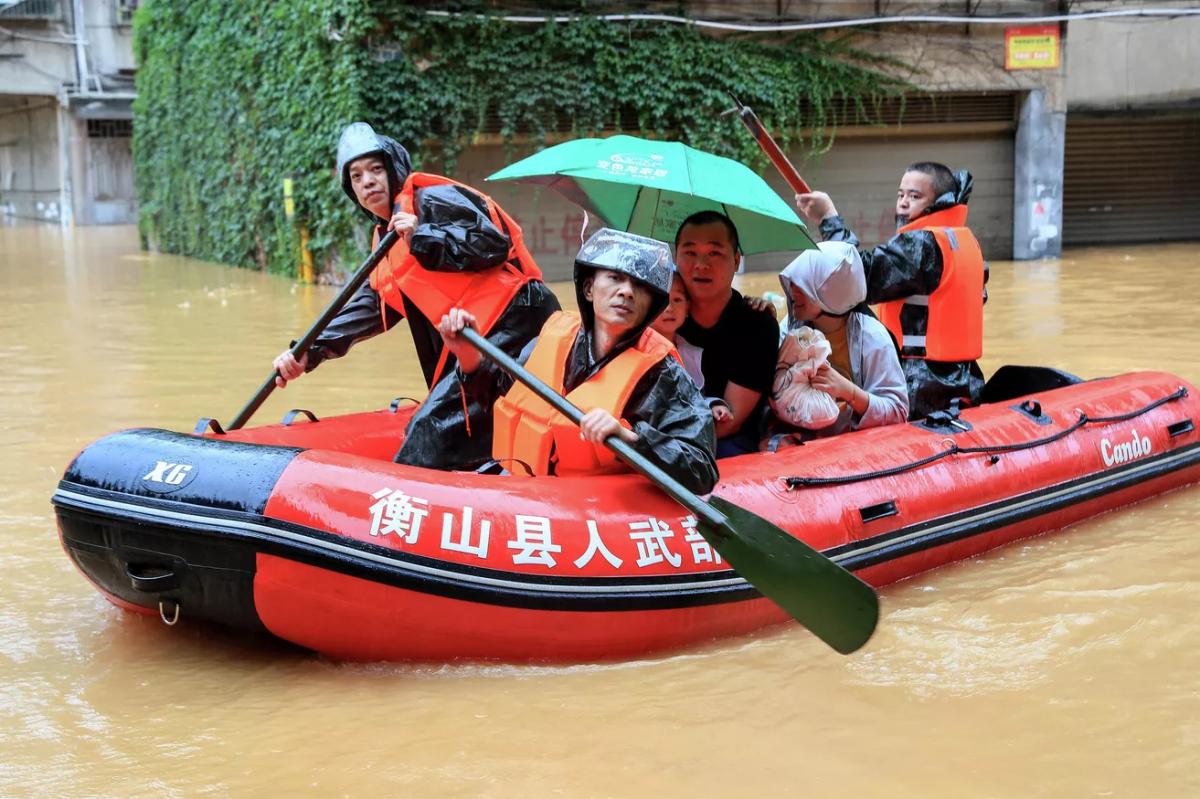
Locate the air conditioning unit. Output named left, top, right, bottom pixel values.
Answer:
left=115, top=0, right=138, bottom=25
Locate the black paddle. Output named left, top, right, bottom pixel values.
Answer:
left=459, top=326, right=879, bottom=654
left=228, top=227, right=402, bottom=431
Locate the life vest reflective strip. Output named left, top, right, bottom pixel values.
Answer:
left=492, top=311, right=677, bottom=477
left=368, top=172, right=543, bottom=385
left=877, top=204, right=984, bottom=362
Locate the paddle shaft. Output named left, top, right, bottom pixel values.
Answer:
left=483, top=145, right=877, bottom=651
left=730, top=96, right=812, bottom=195
left=227, top=228, right=402, bottom=431
left=459, top=326, right=880, bottom=654
left=459, top=328, right=727, bottom=530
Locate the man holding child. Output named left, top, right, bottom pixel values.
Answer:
left=673, top=211, right=781, bottom=456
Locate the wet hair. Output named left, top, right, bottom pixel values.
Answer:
left=905, top=162, right=957, bottom=199
left=674, top=210, right=741, bottom=254
left=669, top=271, right=688, bottom=295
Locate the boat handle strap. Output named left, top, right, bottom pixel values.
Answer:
left=281, top=408, right=319, bottom=426
left=126, top=562, right=182, bottom=593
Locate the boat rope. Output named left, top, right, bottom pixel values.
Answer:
left=784, top=386, right=1188, bottom=489
left=1083, top=386, right=1187, bottom=424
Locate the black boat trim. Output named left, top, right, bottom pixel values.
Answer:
left=53, top=441, right=1200, bottom=611
left=53, top=485, right=755, bottom=610
left=828, top=441, right=1200, bottom=570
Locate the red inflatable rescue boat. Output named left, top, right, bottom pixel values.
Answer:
left=53, top=367, right=1200, bottom=661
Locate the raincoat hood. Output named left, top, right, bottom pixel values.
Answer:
left=922, top=169, right=974, bottom=218
left=779, top=241, right=866, bottom=322
left=573, top=228, right=673, bottom=332
left=336, top=122, right=413, bottom=221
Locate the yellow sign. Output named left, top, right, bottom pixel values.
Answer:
left=1005, top=25, right=1060, bottom=70
left=283, top=177, right=295, bottom=219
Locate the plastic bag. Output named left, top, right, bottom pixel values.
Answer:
left=770, top=327, right=840, bottom=429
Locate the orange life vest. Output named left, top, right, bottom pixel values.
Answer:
left=492, top=311, right=677, bottom=478
left=369, top=172, right=543, bottom=385
left=877, top=204, right=984, bottom=362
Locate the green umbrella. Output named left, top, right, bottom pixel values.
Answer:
left=487, top=134, right=817, bottom=255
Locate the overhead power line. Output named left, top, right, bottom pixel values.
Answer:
left=425, top=7, right=1200, bottom=32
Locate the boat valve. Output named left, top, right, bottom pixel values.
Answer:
left=919, top=404, right=973, bottom=434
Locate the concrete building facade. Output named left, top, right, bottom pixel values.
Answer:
left=0, top=0, right=136, bottom=226
left=463, top=1, right=1200, bottom=278
left=4, top=1, right=1197, bottom=266
left=1061, top=6, right=1200, bottom=248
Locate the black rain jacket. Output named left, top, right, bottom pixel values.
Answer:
left=301, top=181, right=561, bottom=470
left=460, top=326, right=720, bottom=496
left=818, top=171, right=985, bottom=418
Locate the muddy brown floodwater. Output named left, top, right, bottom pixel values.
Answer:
left=2, top=224, right=1197, bottom=797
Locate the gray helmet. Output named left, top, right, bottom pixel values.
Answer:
left=573, top=228, right=674, bottom=329
left=335, top=122, right=413, bottom=220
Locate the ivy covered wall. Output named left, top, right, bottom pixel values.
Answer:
left=133, top=0, right=373, bottom=274
left=134, top=2, right=904, bottom=278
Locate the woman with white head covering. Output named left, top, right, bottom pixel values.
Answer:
left=767, top=241, right=908, bottom=445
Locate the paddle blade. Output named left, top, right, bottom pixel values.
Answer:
left=705, top=496, right=879, bottom=654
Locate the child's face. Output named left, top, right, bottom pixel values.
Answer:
left=788, top=284, right=823, bottom=323
left=651, top=276, right=690, bottom=337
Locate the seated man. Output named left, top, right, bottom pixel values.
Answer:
left=673, top=211, right=781, bottom=457
left=273, top=122, right=560, bottom=470
left=436, top=228, right=719, bottom=495
left=796, top=162, right=985, bottom=419
left=765, top=242, right=908, bottom=447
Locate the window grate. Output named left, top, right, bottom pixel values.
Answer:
left=442, top=91, right=1016, bottom=138
left=0, top=0, right=62, bottom=20
left=87, top=119, right=133, bottom=139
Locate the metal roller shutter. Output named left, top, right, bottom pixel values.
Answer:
left=458, top=92, right=1018, bottom=280
left=785, top=131, right=1015, bottom=264
left=1063, top=113, right=1200, bottom=246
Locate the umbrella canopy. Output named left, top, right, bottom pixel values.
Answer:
left=487, top=135, right=816, bottom=256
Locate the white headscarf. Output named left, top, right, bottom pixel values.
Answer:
left=779, top=241, right=866, bottom=318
